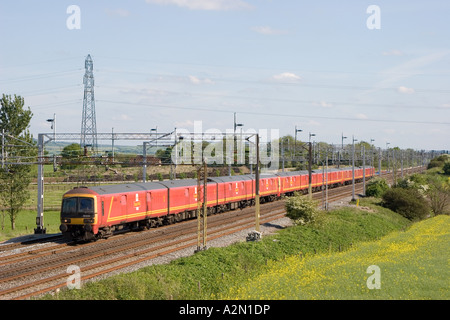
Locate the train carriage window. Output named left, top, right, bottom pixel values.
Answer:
left=62, top=197, right=77, bottom=214
left=61, top=197, right=94, bottom=215
left=79, top=198, right=94, bottom=213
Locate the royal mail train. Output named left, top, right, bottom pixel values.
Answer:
left=59, top=166, right=374, bottom=241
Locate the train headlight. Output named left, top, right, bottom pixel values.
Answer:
left=83, top=218, right=95, bottom=223
left=61, top=218, right=71, bottom=223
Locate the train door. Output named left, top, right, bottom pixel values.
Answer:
left=146, top=192, right=152, bottom=217
left=185, top=188, right=192, bottom=210
left=120, top=195, right=127, bottom=221
left=99, top=197, right=105, bottom=226
left=240, top=181, right=245, bottom=200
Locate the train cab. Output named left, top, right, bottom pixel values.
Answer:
left=60, top=187, right=99, bottom=241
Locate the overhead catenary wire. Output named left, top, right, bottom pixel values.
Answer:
left=0, top=69, right=82, bottom=83
left=95, top=84, right=450, bottom=111
left=95, top=68, right=450, bottom=94
left=97, top=99, right=450, bottom=126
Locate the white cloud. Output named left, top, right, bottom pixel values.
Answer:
left=251, top=26, right=288, bottom=35
left=188, top=75, right=214, bottom=85
left=307, top=120, right=321, bottom=127
left=397, top=86, right=415, bottom=94
left=112, top=114, right=132, bottom=121
left=382, top=49, right=404, bottom=56
left=359, top=51, right=449, bottom=97
left=383, top=129, right=396, bottom=134
left=145, top=0, right=253, bottom=11
left=272, top=72, right=301, bottom=82
left=313, top=101, right=333, bottom=108
left=356, top=113, right=368, bottom=120
left=105, top=8, right=131, bottom=17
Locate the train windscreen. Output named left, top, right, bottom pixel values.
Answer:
left=62, top=197, right=94, bottom=216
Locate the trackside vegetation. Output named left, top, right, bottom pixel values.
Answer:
left=30, top=157, right=450, bottom=300
left=44, top=198, right=428, bottom=300
left=223, top=215, right=449, bottom=300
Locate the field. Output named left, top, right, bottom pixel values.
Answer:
left=222, top=214, right=449, bottom=300
left=40, top=198, right=449, bottom=300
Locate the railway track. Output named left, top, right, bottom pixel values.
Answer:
left=0, top=200, right=286, bottom=300
left=0, top=166, right=424, bottom=300
left=0, top=234, right=64, bottom=253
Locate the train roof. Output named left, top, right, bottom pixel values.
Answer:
left=208, top=175, right=253, bottom=183
left=88, top=182, right=166, bottom=195
left=156, top=179, right=214, bottom=188
left=275, top=170, right=309, bottom=176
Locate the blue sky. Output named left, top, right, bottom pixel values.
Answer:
left=0, top=0, right=449, bottom=150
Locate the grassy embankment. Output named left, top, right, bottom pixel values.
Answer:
left=41, top=198, right=448, bottom=300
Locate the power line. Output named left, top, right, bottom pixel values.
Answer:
left=95, top=69, right=450, bottom=94
left=96, top=84, right=450, bottom=111
left=95, top=55, right=450, bottom=78
left=97, top=99, right=450, bottom=126
left=28, top=100, right=82, bottom=110
left=0, top=69, right=81, bottom=83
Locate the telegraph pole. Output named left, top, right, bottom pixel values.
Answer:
left=196, top=159, right=208, bottom=252
left=294, top=126, right=302, bottom=167
left=143, top=142, right=148, bottom=183
left=352, top=135, right=357, bottom=201
left=35, top=134, right=46, bottom=234
left=378, top=147, right=382, bottom=176
left=255, top=134, right=260, bottom=233
left=362, top=145, right=366, bottom=196
left=308, top=142, right=313, bottom=199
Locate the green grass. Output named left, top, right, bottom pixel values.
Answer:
left=43, top=198, right=425, bottom=300
left=223, top=215, right=449, bottom=300
left=0, top=210, right=60, bottom=241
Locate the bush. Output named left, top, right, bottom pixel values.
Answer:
left=285, top=193, right=319, bottom=225
left=366, top=178, right=389, bottom=198
left=427, top=177, right=450, bottom=215
left=396, top=174, right=429, bottom=193
left=382, top=187, right=431, bottom=221
left=427, top=155, right=449, bottom=170
left=443, top=162, right=450, bottom=175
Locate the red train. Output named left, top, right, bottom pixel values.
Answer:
left=59, top=166, right=374, bottom=241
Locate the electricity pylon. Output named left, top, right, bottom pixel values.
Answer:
left=80, top=54, right=98, bottom=154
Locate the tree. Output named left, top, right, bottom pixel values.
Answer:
left=155, top=147, right=173, bottom=165
left=382, top=187, right=430, bottom=221
left=285, top=192, right=319, bottom=225
left=427, top=155, right=449, bottom=170
left=443, top=162, right=450, bottom=175
left=365, top=178, right=389, bottom=198
left=427, top=177, right=450, bottom=216
left=61, top=143, right=82, bottom=169
left=0, top=94, right=35, bottom=230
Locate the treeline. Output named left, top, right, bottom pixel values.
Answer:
left=366, top=154, right=450, bottom=220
